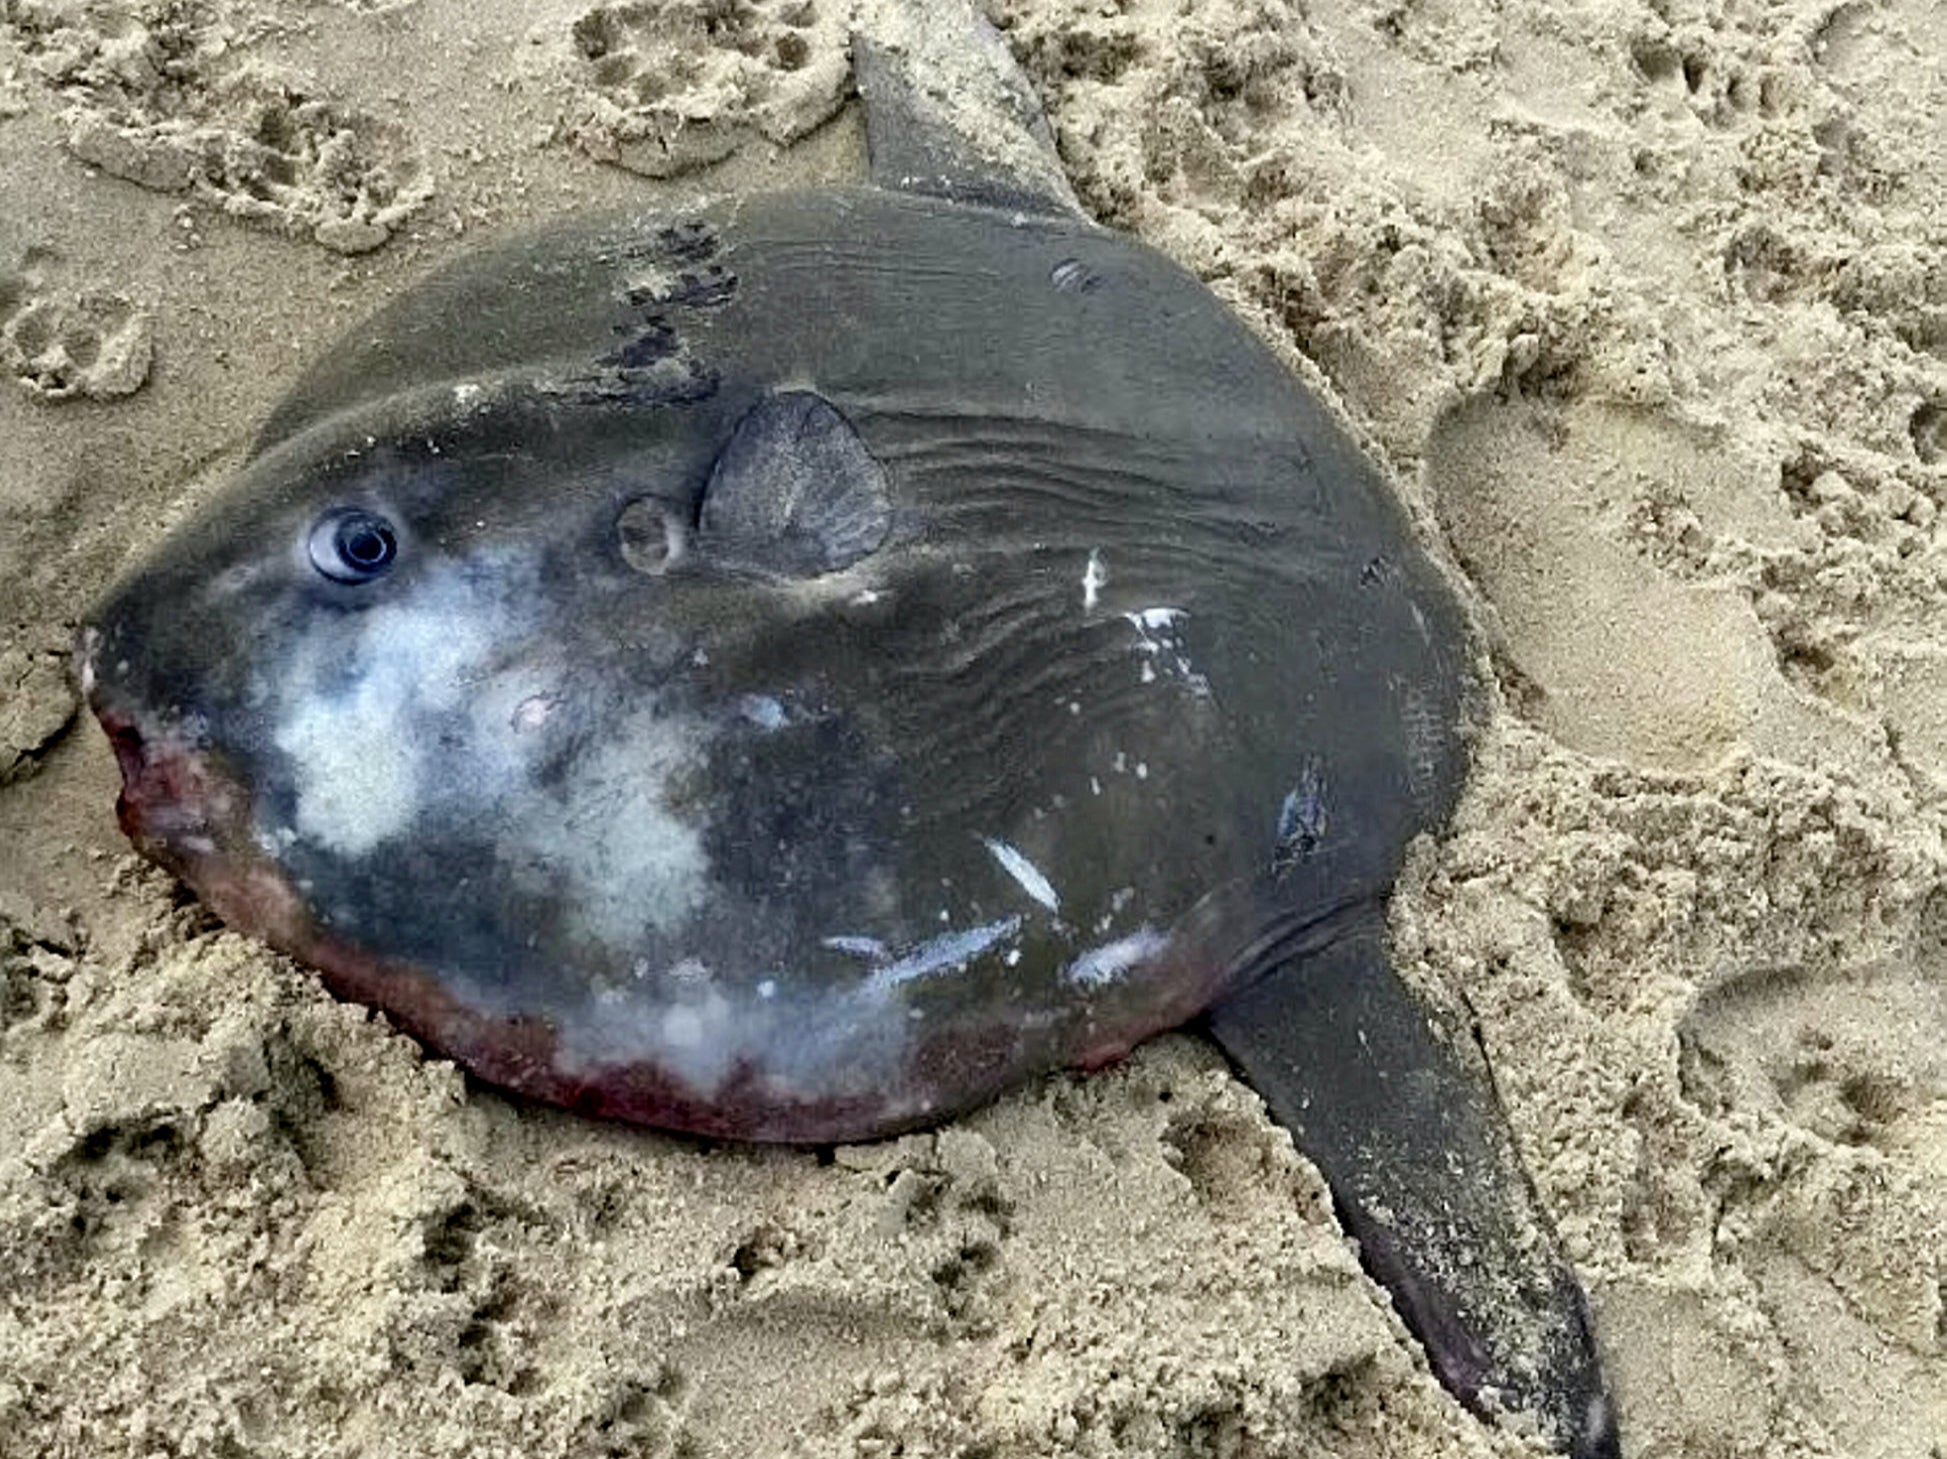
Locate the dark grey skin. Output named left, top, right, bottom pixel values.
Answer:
left=77, top=19, right=1617, bottom=1457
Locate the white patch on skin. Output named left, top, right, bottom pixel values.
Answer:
left=270, top=548, right=709, bottom=953
left=740, top=694, right=788, bottom=730
left=866, top=916, right=1024, bottom=995
left=570, top=909, right=1024, bottom=1099
left=1133, top=606, right=1176, bottom=627
left=256, top=824, right=298, bottom=856
left=208, top=555, right=279, bottom=600
left=667, top=957, right=710, bottom=985
left=1081, top=549, right=1106, bottom=610
left=984, top=837, right=1059, bottom=912
left=517, top=706, right=710, bottom=948
left=1584, top=1394, right=1613, bottom=1446
left=660, top=1002, right=712, bottom=1049
left=1123, top=606, right=1212, bottom=697
left=1066, top=927, right=1168, bottom=987
left=273, top=554, right=545, bottom=857
left=559, top=908, right=1027, bottom=1104
left=511, top=694, right=558, bottom=732
left=270, top=553, right=556, bottom=860
left=276, top=708, right=418, bottom=856
left=1091, top=886, right=1142, bottom=936
left=580, top=979, right=743, bottom=1092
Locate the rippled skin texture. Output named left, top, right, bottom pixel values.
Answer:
left=81, top=183, right=1615, bottom=1458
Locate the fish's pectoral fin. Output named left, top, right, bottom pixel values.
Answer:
left=696, top=390, right=892, bottom=577
left=1203, top=920, right=1619, bottom=1459
left=851, top=7, right=1084, bottom=219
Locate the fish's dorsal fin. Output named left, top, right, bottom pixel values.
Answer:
left=697, top=391, right=892, bottom=577
left=851, top=7, right=1084, bottom=220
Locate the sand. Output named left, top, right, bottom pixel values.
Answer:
left=2, top=0, right=1943, bottom=1454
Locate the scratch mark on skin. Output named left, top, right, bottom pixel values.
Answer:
left=1399, top=682, right=1446, bottom=813
left=1066, top=927, right=1168, bottom=987
left=1274, top=758, right=1328, bottom=871
left=1123, top=607, right=1211, bottom=697
left=823, top=934, right=889, bottom=959
left=865, top=917, right=1023, bottom=994
left=1082, top=549, right=1107, bottom=611
left=984, top=837, right=1059, bottom=911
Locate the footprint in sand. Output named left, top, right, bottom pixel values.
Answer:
left=560, top=0, right=851, bottom=177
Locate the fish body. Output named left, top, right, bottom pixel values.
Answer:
left=84, top=184, right=1466, bottom=1141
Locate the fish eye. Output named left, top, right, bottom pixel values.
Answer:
left=308, top=509, right=399, bottom=584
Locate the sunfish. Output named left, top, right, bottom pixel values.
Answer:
left=77, top=10, right=1616, bottom=1455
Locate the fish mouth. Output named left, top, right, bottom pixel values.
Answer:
left=77, top=625, right=319, bottom=955
left=98, top=706, right=224, bottom=854
left=86, top=722, right=226, bottom=871
left=75, top=626, right=244, bottom=867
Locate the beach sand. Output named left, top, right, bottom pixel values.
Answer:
left=2, top=0, right=1944, bottom=1454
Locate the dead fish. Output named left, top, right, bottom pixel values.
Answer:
left=78, top=11, right=1617, bottom=1455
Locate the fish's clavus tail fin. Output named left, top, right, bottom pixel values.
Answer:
left=1204, top=920, right=1620, bottom=1459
